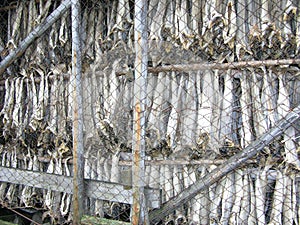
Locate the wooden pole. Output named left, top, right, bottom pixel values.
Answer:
left=149, top=105, right=300, bottom=224
left=132, top=0, right=149, bottom=224
left=71, top=0, right=85, bottom=224
left=116, top=58, right=300, bottom=76
left=0, top=0, right=71, bottom=75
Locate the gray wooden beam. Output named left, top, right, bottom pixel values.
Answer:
left=0, top=166, right=160, bottom=208
left=0, top=0, right=71, bottom=75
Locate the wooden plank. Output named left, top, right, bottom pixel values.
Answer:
left=0, top=166, right=160, bottom=208
left=116, top=58, right=300, bottom=76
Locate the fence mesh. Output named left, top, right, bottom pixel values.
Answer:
left=0, top=0, right=299, bottom=224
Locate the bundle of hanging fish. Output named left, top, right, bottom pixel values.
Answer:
left=0, top=0, right=300, bottom=224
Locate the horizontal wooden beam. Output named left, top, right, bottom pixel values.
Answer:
left=0, top=166, right=160, bottom=208
left=14, top=154, right=226, bottom=166
left=116, top=58, right=300, bottom=76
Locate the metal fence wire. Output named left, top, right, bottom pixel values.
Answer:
left=0, top=0, right=299, bottom=224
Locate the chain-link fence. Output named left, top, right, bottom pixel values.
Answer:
left=0, top=0, right=299, bottom=224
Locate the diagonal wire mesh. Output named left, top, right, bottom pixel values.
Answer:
left=0, top=0, right=299, bottom=224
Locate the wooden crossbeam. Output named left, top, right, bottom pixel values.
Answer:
left=0, top=166, right=160, bottom=208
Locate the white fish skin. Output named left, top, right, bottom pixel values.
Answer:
left=229, top=169, right=243, bottom=225
left=60, top=157, right=72, bottom=217
left=220, top=172, right=235, bottom=225
left=210, top=174, right=226, bottom=224
left=283, top=171, right=293, bottom=225
left=269, top=170, right=285, bottom=225
left=255, top=166, right=271, bottom=225
left=247, top=171, right=257, bottom=225
left=240, top=71, right=252, bottom=148
left=239, top=170, right=251, bottom=225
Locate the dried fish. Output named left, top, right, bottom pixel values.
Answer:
left=229, top=169, right=243, bottom=225
left=268, top=170, right=285, bottom=225
left=210, top=172, right=226, bottom=224
left=198, top=166, right=210, bottom=225
left=220, top=172, right=235, bottom=225
left=247, top=171, right=257, bottom=225
left=2, top=78, right=15, bottom=139
left=196, top=70, right=213, bottom=154
left=0, top=150, right=8, bottom=201
left=277, top=74, right=300, bottom=169
left=47, top=73, right=58, bottom=135
left=255, top=165, right=272, bottom=225
left=180, top=71, right=197, bottom=147
left=8, top=0, right=25, bottom=46
left=223, top=1, right=237, bottom=50
left=283, top=170, right=293, bottom=225
left=60, top=157, right=72, bottom=217
left=219, top=70, right=234, bottom=145
left=28, top=73, right=39, bottom=131
left=20, top=149, right=34, bottom=207
left=6, top=147, right=17, bottom=204
left=239, top=71, right=252, bottom=148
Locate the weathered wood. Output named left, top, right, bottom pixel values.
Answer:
left=148, top=104, right=300, bottom=224
left=0, top=166, right=160, bottom=208
left=132, top=0, right=149, bottom=224
left=0, top=0, right=71, bottom=75
left=16, top=154, right=226, bottom=166
left=116, top=58, right=300, bottom=76
left=71, top=0, right=84, bottom=223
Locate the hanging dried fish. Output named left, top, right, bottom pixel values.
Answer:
left=291, top=172, right=299, bottom=225
left=28, top=73, right=39, bottom=131
left=218, top=70, right=234, bottom=150
left=1, top=78, right=15, bottom=140
left=247, top=171, right=257, bottom=224
left=268, top=170, right=285, bottom=225
left=197, top=166, right=210, bottom=225
left=282, top=170, right=294, bottom=225
left=60, top=157, right=72, bottom=217
left=8, top=0, right=25, bottom=47
left=209, top=173, right=226, bottom=224
left=6, top=147, right=17, bottom=205
left=180, top=71, right=197, bottom=147
left=277, top=73, right=300, bottom=169
left=175, top=0, right=194, bottom=49
left=20, top=149, right=34, bottom=207
left=11, top=77, right=22, bottom=133
left=229, top=169, right=243, bottom=225
left=196, top=70, right=214, bottom=155
left=220, top=172, right=235, bottom=225
left=0, top=150, right=8, bottom=201
left=281, top=0, right=297, bottom=58
left=251, top=69, right=268, bottom=139
left=173, top=165, right=186, bottom=224
left=223, top=1, right=237, bottom=52
left=47, top=73, right=58, bottom=135
left=36, top=0, right=52, bottom=25
left=238, top=170, right=251, bottom=224
left=239, top=71, right=252, bottom=148
left=255, top=165, right=272, bottom=225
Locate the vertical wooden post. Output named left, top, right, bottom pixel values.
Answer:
left=71, top=0, right=84, bottom=224
left=132, top=0, right=149, bottom=224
